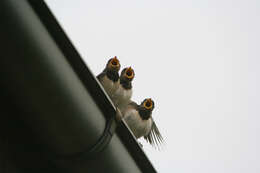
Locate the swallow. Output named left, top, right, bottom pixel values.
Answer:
left=123, top=98, right=164, bottom=148
left=97, top=56, right=121, bottom=99
left=111, top=67, right=135, bottom=112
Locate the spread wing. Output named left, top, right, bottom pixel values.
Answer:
left=144, top=118, right=164, bottom=149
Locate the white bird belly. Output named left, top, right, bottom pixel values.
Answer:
left=112, top=85, right=132, bottom=111
left=100, top=76, right=119, bottom=98
left=123, top=109, right=152, bottom=139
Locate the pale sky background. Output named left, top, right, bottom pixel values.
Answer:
left=45, top=0, right=260, bottom=172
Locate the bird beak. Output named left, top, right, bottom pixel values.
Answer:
left=110, top=56, right=120, bottom=68
left=124, top=67, right=134, bottom=79
left=144, top=98, right=153, bottom=110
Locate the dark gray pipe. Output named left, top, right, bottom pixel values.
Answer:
left=0, top=0, right=106, bottom=155
left=0, top=0, right=156, bottom=172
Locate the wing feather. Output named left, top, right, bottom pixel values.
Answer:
left=144, top=118, right=164, bottom=149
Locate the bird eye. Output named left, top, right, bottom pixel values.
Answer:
left=144, top=99, right=153, bottom=110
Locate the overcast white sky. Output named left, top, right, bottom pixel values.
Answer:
left=45, top=0, right=260, bottom=172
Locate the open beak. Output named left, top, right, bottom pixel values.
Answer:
left=110, top=56, right=120, bottom=68
left=124, top=67, right=134, bottom=79
left=144, top=98, right=153, bottom=110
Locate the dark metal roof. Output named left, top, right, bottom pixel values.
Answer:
left=0, top=0, right=157, bottom=172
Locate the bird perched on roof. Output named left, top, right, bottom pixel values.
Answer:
left=123, top=98, right=164, bottom=148
left=111, top=67, right=135, bottom=112
left=97, top=56, right=121, bottom=99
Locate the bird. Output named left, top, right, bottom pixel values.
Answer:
left=123, top=98, right=164, bottom=148
left=97, top=56, right=121, bottom=99
left=111, top=67, right=135, bottom=112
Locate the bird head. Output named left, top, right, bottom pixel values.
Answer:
left=121, top=67, right=135, bottom=81
left=107, top=56, right=120, bottom=71
left=142, top=98, right=154, bottom=111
